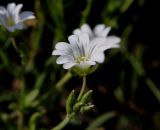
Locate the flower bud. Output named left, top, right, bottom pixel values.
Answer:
left=66, top=90, right=76, bottom=114
left=80, top=105, right=94, bottom=113
left=80, top=90, right=92, bottom=104
left=73, top=102, right=83, bottom=112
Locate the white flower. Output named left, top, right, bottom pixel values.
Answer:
left=52, top=33, right=120, bottom=75
left=73, top=23, right=112, bottom=40
left=0, top=3, right=35, bottom=32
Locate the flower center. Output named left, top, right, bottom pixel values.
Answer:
left=76, top=56, right=88, bottom=63
left=7, top=19, right=15, bottom=26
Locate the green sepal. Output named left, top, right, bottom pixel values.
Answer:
left=81, top=90, right=92, bottom=104
left=80, top=104, right=94, bottom=113
left=73, top=102, right=83, bottom=112
left=71, top=64, right=99, bottom=77
left=66, top=90, right=76, bottom=114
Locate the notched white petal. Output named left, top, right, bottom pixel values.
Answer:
left=63, top=62, right=76, bottom=69
left=90, top=52, right=105, bottom=63
left=68, top=35, right=78, bottom=45
left=55, top=42, right=71, bottom=50
left=101, top=27, right=111, bottom=37
left=20, top=11, right=35, bottom=21
left=81, top=23, right=92, bottom=37
left=94, top=24, right=111, bottom=37
left=105, top=36, right=121, bottom=45
left=93, top=24, right=105, bottom=34
left=73, top=29, right=82, bottom=35
left=7, top=3, right=16, bottom=13
left=56, top=55, right=74, bottom=64
left=14, top=4, right=23, bottom=22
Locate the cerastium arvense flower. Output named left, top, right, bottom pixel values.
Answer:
left=52, top=24, right=120, bottom=76
left=0, top=2, right=35, bottom=32
left=51, top=23, right=121, bottom=130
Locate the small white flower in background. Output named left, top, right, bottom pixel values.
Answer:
left=0, top=3, right=35, bottom=32
left=52, top=31, right=120, bottom=76
left=73, top=23, right=112, bottom=40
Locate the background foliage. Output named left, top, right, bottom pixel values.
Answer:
left=0, top=0, right=160, bottom=130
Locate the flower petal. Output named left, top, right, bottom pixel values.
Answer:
left=14, top=4, right=23, bottom=23
left=90, top=36, right=120, bottom=54
left=7, top=3, right=16, bottom=14
left=56, top=55, right=74, bottom=64
left=73, top=29, right=82, bottom=35
left=86, top=60, right=96, bottom=65
left=0, top=6, right=6, bottom=14
left=104, top=36, right=121, bottom=48
left=63, top=62, right=76, bottom=69
left=52, top=50, right=70, bottom=56
left=68, top=35, right=81, bottom=57
left=78, top=33, right=90, bottom=55
left=91, top=52, right=105, bottom=63
left=94, top=24, right=111, bottom=37
left=88, top=38, right=106, bottom=56
left=55, top=42, right=71, bottom=50
left=93, top=24, right=105, bottom=34
left=81, top=23, right=93, bottom=38
left=7, top=3, right=16, bottom=19
left=0, top=12, right=6, bottom=26
left=53, top=42, right=73, bottom=56
left=15, top=22, right=24, bottom=29
left=20, top=11, right=35, bottom=21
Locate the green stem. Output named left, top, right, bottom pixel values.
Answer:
left=11, top=37, right=20, bottom=54
left=80, top=0, right=93, bottom=25
left=10, top=37, right=25, bottom=65
left=55, top=71, right=72, bottom=91
left=145, top=78, right=160, bottom=102
left=51, top=76, right=87, bottom=130
left=51, top=113, right=75, bottom=130
left=77, top=76, right=86, bottom=101
left=17, top=111, right=24, bottom=130
left=17, top=79, right=25, bottom=130
left=20, top=80, right=25, bottom=110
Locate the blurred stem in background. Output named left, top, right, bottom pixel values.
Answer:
left=85, top=111, right=117, bottom=130
left=46, top=0, right=65, bottom=44
left=80, top=0, right=93, bottom=25
left=55, top=71, right=72, bottom=92
left=27, top=0, right=45, bottom=72
left=102, top=0, right=160, bottom=102
left=9, top=36, right=26, bottom=130
left=121, top=25, right=160, bottom=102
left=10, top=37, right=26, bottom=66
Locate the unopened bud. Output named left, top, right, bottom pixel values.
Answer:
left=81, top=90, right=92, bottom=104
left=66, top=90, right=76, bottom=114
left=80, top=105, right=94, bottom=113
left=73, top=102, right=83, bottom=112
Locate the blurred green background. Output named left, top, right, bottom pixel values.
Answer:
left=0, top=0, right=160, bottom=130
